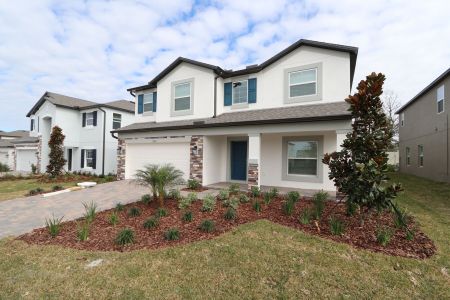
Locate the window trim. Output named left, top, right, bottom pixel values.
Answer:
left=288, top=68, right=317, bottom=98
left=143, top=92, right=154, bottom=115
left=437, top=85, right=445, bottom=114
left=85, top=112, right=95, bottom=127
left=112, top=113, right=122, bottom=130
left=282, top=136, right=323, bottom=183
left=284, top=62, right=322, bottom=104
left=418, top=145, right=424, bottom=167
left=406, top=147, right=410, bottom=166
left=232, top=79, right=249, bottom=105
left=84, top=149, right=95, bottom=169
left=171, top=78, right=194, bottom=116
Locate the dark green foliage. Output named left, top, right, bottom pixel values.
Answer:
left=141, top=194, right=152, bottom=204
left=31, top=164, right=38, bottom=174
left=299, top=209, right=312, bottom=225
left=77, top=222, right=89, bottom=241
left=282, top=200, right=295, bottom=216
left=250, top=186, right=261, bottom=198
left=201, top=194, right=216, bottom=212
left=224, top=207, right=237, bottom=220
left=182, top=211, right=193, bottom=222
left=228, top=183, right=240, bottom=194
left=263, top=192, right=272, bottom=205
left=178, top=194, right=196, bottom=209
left=322, top=73, right=402, bottom=214
left=52, top=185, right=64, bottom=191
left=164, top=228, right=180, bottom=241
left=406, top=229, right=414, bottom=241
left=82, top=201, right=97, bottom=223
left=218, top=189, right=229, bottom=201
left=0, top=162, right=10, bottom=172
left=346, top=201, right=359, bottom=216
left=199, top=219, right=215, bottom=232
left=46, top=126, right=67, bottom=177
left=286, top=191, right=300, bottom=203
left=109, top=212, right=119, bottom=225
left=268, top=187, right=279, bottom=198
left=223, top=196, right=239, bottom=210
left=253, top=200, right=262, bottom=212
left=312, top=191, right=327, bottom=219
left=168, top=189, right=181, bottom=200
left=45, top=214, right=63, bottom=238
left=329, top=216, right=345, bottom=235
left=28, top=187, right=44, bottom=196
left=115, top=228, right=135, bottom=245
left=376, top=226, right=393, bottom=246
left=115, top=203, right=124, bottom=211
left=187, top=179, right=201, bottom=190
left=156, top=207, right=168, bottom=217
left=393, top=207, right=410, bottom=228
left=143, top=216, right=159, bottom=229
left=128, top=207, right=141, bottom=217
left=239, top=194, right=250, bottom=203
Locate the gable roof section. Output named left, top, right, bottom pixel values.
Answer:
left=26, top=92, right=134, bottom=117
left=0, top=130, right=29, bottom=138
left=114, top=101, right=351, bottom=133
left=128, top=39, right=358, bottom=92
left=396, top=67, right=450, bottom=114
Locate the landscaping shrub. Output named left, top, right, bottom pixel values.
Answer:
left=329, top=216, right=345, bottom=235
left=286, top=191, right=300, bottom=203
left=168, top=189, right=181, bottom=200
left=0, top=162, right=10, bottom=172
left=156, top=207, right=168, bottom=217
left=31, top=163, right=38, bottom=174
left=164, top=228, right=180, bottom=241
left=141, top=194, right=152, bottom=204
left=115, top=228, right=135, bottom=245
left=250, top=186, right=261, bottom=198
left=299, top=209, right=312, bottom=225
left=218, top=189, right=229, bottom=201
left=253, top=200, right=262, bottom=212
left=187, top=179, right=201, bottom=190
left=376, top=226, right=393, bottom=246
left=178, top=195, right=195, bottom=210
left=199, top=219, right=215, bottom=232
left=268, top=187, right=279, bottom=198
left=312, top=191, right=328, bottom=219
left=115, top=203, right=124, bottom=211
left=228, top=183, right=240, bottom=194
left=82, top=201, right=97, bottom=223
left=109, top=212, right=119, bottom=225
left=201, top=194, right=216, bottom=212
left=224, top=207, right=237, bottom=220
left=45, top=214, right=63, bottom=238
left=239, top=194, right=250, bottom=203
left=77, top=222, right=89, bottom=241
left=406, top=229, right=415, bottom=241
left=346, top=201, right=359, bottom=216
left=46, top=126, right=67, bottom=177
left=182, top=211, right=193, bottom=222
left=263, top=192, right=272, bottom=205
left=223, top=196, right=239, bottom=210
left=52, top=185, right=64, bottom=191
left=143, top=216, right=159, bottom=229
left=128, top=207, right=141, bottom=217
left=28, top=187, right=44, bottom=196
left=282, top=200, right=295, bottom=216
left=393, top=207, right=410, bottom=228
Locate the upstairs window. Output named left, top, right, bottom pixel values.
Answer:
left=174, top=82, right=191, bottom=111
left=418, top=145, right=424, bottom=167
left=437, top=85, right=444, bottom=113
left=232, top=80, right=248, bottom=104
left=289, top=68, right=317, bottom=98
left=86, top=112, right=95, bottom=126
left=400, top=112, right=405, bottom=127
left=143, top=93, right=153, bottom=113
left=112, top=113, right=122, bottom=129
left=406, top=147, right=410, bottom=166
left=30, top=119, right=35, bottom=131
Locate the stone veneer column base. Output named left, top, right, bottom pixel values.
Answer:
left=189, top=135, right=203, bottom=185
left=247, top=162, right=259, bottom=190
left=116, top=139, right=126, bottom=180
left=36, top=136, right=42, bottom=174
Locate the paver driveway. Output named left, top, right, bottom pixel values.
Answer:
left=0, top=180, right=148, bottom=238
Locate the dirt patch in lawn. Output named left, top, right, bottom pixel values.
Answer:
left=18, top=196, right=435, bottom=258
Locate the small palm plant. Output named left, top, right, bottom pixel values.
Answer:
left=134, top=164, right=159, bottom=202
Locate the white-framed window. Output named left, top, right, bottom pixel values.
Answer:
left=232, top=80, right=248, bottom=104
left=418, top=145, right=424, bottom=167
left=437, top=85, right=444, bottom=113
left=406, top=147, right=410, bottom=166
left=174, top=82, right=191, bottom=111
left=86, top=112, right=95, bottom=126
left=287, top=141, right=318, bottom=176
left=143, top=93, right=153, bottom=113
left=400, top=112, right=405, bottom=127
left=112, top=113, right=122, bottom=129
left=85, top=149, right=95, bottom=168
left=288, top=68, right=317, bottom=98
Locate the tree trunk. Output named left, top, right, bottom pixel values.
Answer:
left=158, top=194, right=164, bottom=207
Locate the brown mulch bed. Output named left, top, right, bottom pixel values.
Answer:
left=18, top=197, right=436, bottom=259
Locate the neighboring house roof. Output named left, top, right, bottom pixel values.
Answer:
left=128, top=39, right=358, bottom=92
left=0, top=130, right=30, bottom=138
left=26, top=91, right=134, bottom=117
left=10, top=137, right=39, bottom=144
left=396, top=67, right=450, bottom=114
left=114, top=101, right=351, bottom=133
left=0, top=140, right=14, bottom=148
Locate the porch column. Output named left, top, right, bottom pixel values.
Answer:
left=247, top=133, right=261, bottom=190
left=189, top=135, right=204, bottom=185
left=116, top=138, right=126, bottom=181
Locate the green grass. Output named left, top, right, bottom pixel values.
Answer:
left=0, top=179, right=79, bottom=201
left=0, top=173, right=449, bottom=298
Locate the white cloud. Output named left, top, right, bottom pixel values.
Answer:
left=0, top=0, right=449, bottom=130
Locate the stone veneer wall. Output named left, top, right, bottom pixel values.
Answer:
left=36, top=136, right=42, bottom=173
left=116, top=138, right=126, bottom=180
left=189, top=135, right=203, bottom=184
left=247, top=162, right=259, bottom=190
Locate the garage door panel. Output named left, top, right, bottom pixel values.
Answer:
left=125, top=142, right=190, bottom=180
left=16, top=149, right=37, bottom=172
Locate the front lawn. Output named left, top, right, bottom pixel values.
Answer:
left=0, top=173, right=449, bottom=298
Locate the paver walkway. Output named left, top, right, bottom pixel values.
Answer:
left=0, top=180, right=148, bottom=239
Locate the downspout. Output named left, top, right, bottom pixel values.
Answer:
left=213, top=75, right=219, bottom=118
left=129, top=90, right=135, bottom=97
left=111, top=132, right=118, bottom=139
left=98, top=107, right=106, bottom=176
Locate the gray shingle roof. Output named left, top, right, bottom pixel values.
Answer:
left=27, top=92, right=134, bottom=117
left=0, top=140, right=14, bottom=148
left=10, top=137, right=39, bottom=144
left=115, top=101, right=351, bottom=133
left=0, top=130, right=30, bottom=138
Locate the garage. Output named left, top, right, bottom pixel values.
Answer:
left=16, top=148, right=38, bottom=172
left=124, top=141, right=190, bottom=180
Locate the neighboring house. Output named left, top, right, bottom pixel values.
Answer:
left=396, top=68, right=450, bottom=183
left=0, top=130, right=31, bottom=170
left=25, top=91, right=135, bottom=175
left=113, top=39, right=358, bottom=194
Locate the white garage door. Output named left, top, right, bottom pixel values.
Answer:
left=125, top=142, right=190, bottom=180
left=0, top=151, right=9, bottom=166
left=16, top=149, right=37, bottom=172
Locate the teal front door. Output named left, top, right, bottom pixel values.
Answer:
left=230, top=141, right=248, bottom=181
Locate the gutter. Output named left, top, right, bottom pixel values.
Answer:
left=213, top=75, right=219, bottom=118
left=98, top=107, right=107, bottom=176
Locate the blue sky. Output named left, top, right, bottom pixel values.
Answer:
left=0, top=0, right=449, bottom=131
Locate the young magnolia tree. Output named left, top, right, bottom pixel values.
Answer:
left=46, top=126, right=67, bottom=177
left=323, top=72, right=402, bottom=215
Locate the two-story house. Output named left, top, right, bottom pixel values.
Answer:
left=113, top=39, right=358, bottom=194
left=396, top=68, right=450, bottom=183
left=23, top=91, right=135, bottom=175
